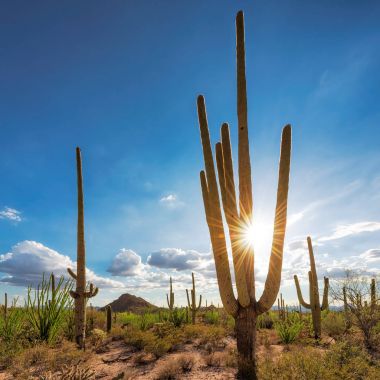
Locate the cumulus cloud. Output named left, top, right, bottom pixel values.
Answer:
left=147, top=248, right=211, bottom=271
left=359, top=249, right=380, bottom=263
left=0, top=241, right=124, bottom=288
left=0, top=207, right=22, bottom=222
left=107, top=249, right=145, bottom=276
left=319, top=221, right=380, bottom=242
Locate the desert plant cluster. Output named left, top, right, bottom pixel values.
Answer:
left=0, top=9, right=379, bottom=380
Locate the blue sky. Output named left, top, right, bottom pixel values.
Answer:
left=0, top=0, right=380, bottom=307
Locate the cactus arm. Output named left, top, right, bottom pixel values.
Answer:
left=221, top=123, right=238, bottom=220
left=307, top=237, right=321, bottom=306
left=321, top=277, right=329, bottom=311
left=256, top=125, right=292, bottom=314
left=186, top=289, right=191, bottom=309
left=294, top=275, right=311, bottom=308
left=67, top=268, right=77, bottom=280
left=197, top=96, right=239, bottom=316
left=216, top=141, right=251, bottom=307
left=166, top=294, right=170, bottom=308
left=197, top=294, right=202, bottom=310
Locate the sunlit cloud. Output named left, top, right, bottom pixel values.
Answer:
left=319, top=221, right=380, bottom=242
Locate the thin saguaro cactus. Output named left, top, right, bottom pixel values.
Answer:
left=67, top=147, right=99, bottom=349
left=166, top=277, right=174, bottom=312
left=186, top=272, right=202, bottom=324
left=197, top=11, right=291, bottom=379
left=294, top=236, right=329, bottom=339
left=106, top=305, right=112, bottom=333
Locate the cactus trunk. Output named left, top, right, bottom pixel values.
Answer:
left=106, top=305, right=112, bottom=333
left=68, top=147, right=99, bottom=350
left=236, top=308, right=257, bottom=380
left=186, top=272, right=202, bottom=325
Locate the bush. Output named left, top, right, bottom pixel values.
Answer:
left=257, top=312, right=274, bottom=329
left=275, top=318, right=303, bottom=344
left=178, top=353, right=195, bottom=372
left=154, top=361, right=181, bottom=380
left=170, top=308, right=187, bottom=327
left=204, top=310, right=220, bottom=325
left=322, top=312, right=346, bottom=338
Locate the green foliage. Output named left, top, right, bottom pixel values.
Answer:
left=26, top=274, right=73, bottom=342
left=204, top=310, right=220, bottom=325
left=0, top=295, right=24, bottom=344
left=170, top=308, right=187, bottom=327
left=322, top=312, right=346, bottom=338
left=257, top=312, right=274, bottom=329
left=275, top=316, right=303, bottom=344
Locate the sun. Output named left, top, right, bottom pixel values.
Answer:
left=242, top=218, right=273, bottom=256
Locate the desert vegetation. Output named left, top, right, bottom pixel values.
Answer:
left=1, top=7, right=379, bottom=380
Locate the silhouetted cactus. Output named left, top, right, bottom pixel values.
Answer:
left=67, top=148, right=99, bottom=349
left=106, top=305, right=112, bottom=333
left=166, top=277, right=174, bottom=312
left=294, top=236, right=329, bottom=339
left=186, top=272, right=202, bottom=324
left=371, top=278, right=376, bottom=312
left=196, top=11, right=291, bottom=379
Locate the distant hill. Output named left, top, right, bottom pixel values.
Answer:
left=102, top=293, right=157, bottom=313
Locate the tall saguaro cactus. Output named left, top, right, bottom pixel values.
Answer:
left=294, top=236, right=329, bottom=339
left=197, top=11, right=291, bottom=379
left=186, top=272, right=202, bottom=324
left=166, top=277, right=174, bottom=312
left=68, top=147, right=99, bottom=349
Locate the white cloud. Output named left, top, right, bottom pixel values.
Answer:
left=0, top=241, right=124, bottom=289
left=159, top=194, right=184, bottom=208
left=107, top=249, right=145, bottom=276
left=319, top=221, right=380, bottom=242
left=0, top=207, right=22, bottom=222
left=359, top=249, right=380, bottom=263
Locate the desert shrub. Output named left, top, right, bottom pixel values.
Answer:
left=124, top=329, right=157, bottom=350
left=204, top=310, right=220, bottom=325
left=89, top=328, right=106, bottom=347
left=204, top=352, right=224, bottom=367
left=26, top=274, right=73, bottom=343
left=322, top=312, right=346, bottom=338
left=324, top=339, right=380, bottom=379
left=178, top=353, right=195, bottom=372
left=119, top=311, right=160, bottom=331
left=170, top=308, right=187, bottom=327
left=257, top=312, right=274, bottom=329
left=183, top=324, right=225, bottom=347
left=40, top=365, right=95, bottom=380
left=154, top=360, right=181, bottom=380
left=275, top=318, right=303, bottom=344
left=258, top=347, right=327, bottom=379
left=0, top=296, right=25, bottom=345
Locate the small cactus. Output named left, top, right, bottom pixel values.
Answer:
left=186, top=272, right=202, bottom=324
left=106, top=305, right=112, bottom=333
left=294, top=236, right=329, bottom=339
left=166, top=277, right=175, bottom=312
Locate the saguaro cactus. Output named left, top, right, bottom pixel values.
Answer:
left=197, top=11, right=291, bottom=379
left=68, top=147, right=99, bottom=349
left=106, top=305, right=112, bottom=333
left=370, top=278, right=376, bottom=312
left=294, top=236, right=329, bottom=339
left=186, top=272, right=202, bottom=324
left=166, top=277, right=175, bottom=312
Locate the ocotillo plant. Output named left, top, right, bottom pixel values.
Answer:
left=106, top=305, right=112, bottom=333
left=196, top=11, right=291, bottom=379
left=186, top=272, right=202, bottom=324
left=166, top=277, right=174, bottom=313
left=294, top=236, right=329, bottom=339
left=67, top=147, right=99, bottom=349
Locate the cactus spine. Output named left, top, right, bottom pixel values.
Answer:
left=294, top=236, right=329, bottom=339
left=67, top=147, right=99, bottom=349
left=186, top=272, right=202, bottom=324
left=166, top=277, right=174, bottom=312
left=106, top=305, right=112, bottom=333
left=197, top=11, right=291, bottom=379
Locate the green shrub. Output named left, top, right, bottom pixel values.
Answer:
left=257, top=312, right=274, bottom=329
left=322, top=312, right=346, bottom=338
left=275, top=318, right=303, bottom=344
left=170, top=308, right=186, bottom=327
left=26, top=274, right=73, bottom=343
left=0, top=296, right=25, bottom=344
left=204, top=310, right=220, bottom=325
